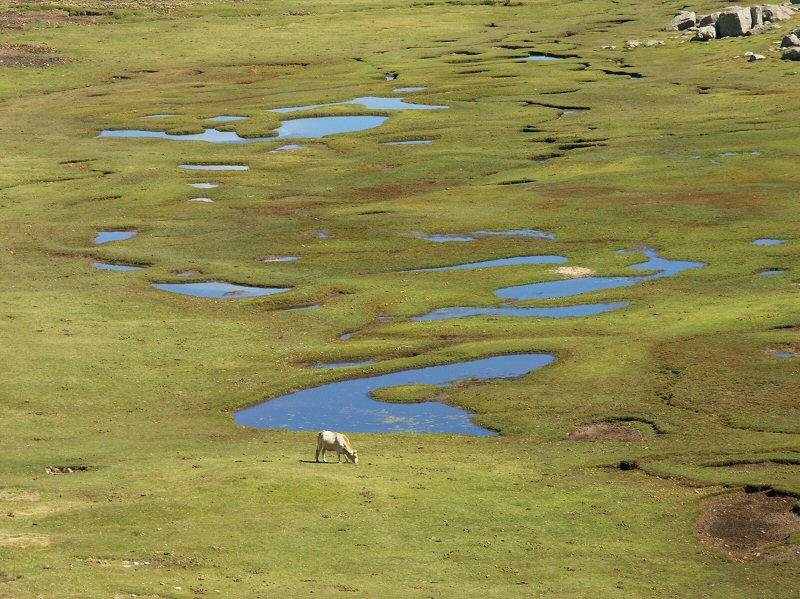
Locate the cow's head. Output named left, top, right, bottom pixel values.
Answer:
left=349, top=449, right=359, bottom=464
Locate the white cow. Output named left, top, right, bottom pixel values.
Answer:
left=316, top=430, right=359, bottom=464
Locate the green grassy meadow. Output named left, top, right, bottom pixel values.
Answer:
left=1, top=0, right=799, bottom=596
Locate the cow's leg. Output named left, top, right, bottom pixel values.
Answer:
left=315, top=443, right=321, bottom=463
left=337, top=450, right=342, bottom=463
left=321, top=448, right=327, bottom=463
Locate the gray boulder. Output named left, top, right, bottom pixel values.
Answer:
left=699, top=12, right=721, bottom=26
left=624, top=39, right=642, bottom=49
left=750, top=5, right=764, bottom=27
left=745, top=23, right=772, bottom=35
left=745, top=51, right=766, bottom=60
left=716, top=7, right=753, bottom=37
left=763, top=4, right=797, bottom=21
left=666, top=11, right=697, bottom=30
left=782, top=47, right=800, bottom=59
left=781, top=32, right=800, bottom=46
left=693, top=25, right=718, bottom=41
left=645, top=39, right=665, bottom=47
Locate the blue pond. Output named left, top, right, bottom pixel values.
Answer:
left=475, top=229, right=557, bottom=240
left=414, top=302, right=630, bottom=321
left=188, top=182, right=219, bottom=189
left=263, top=256, right=299, bottom=263
left=394, top=87, right=427, bottom=92
left=404, top=255, right=567, bottom=272
left=274, top=116, right=388, bottom=139
left=288, top=304, right=321, bottom=312
left=419, top=235, right=477, bottom=243
left=93, top=261, right=142, bottom=271
left=180, top=164, right=249, bottom=170
left=516, top=54, right=566, bottom=61
left=753, top=239, right=788, bottom=246
left=100, top=115, right=390, bottom=143
left=152, top=281, right=291, bottom=298
left=188, top=197, right=214, bottom=203
left=99, top=128, right=277, bottom=144
left=412, top=249, right=705, bottom=321
left=206, top=115, right=249, bottom=122
left=234, top=353, right=555, bottom=434
left=141, top=114, right=181, bottom=118
left=383, top=140, right=434, bottom=145
left=758, top=269, right=785, bottom=276
left=309, top=360, right=377, bottom=369
left=94, top=231, right=137, bottom=244
left=271, top=144, right=306, bottom=152
left=720, top=151, right=761, bottom=157
left=420, top=230, right=556, bottom=242
left=495, top=249, right=704, bottom=302
left=269, top=96, right=447, bottom=113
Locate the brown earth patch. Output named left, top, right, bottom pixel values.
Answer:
left=0, top=44, right=69, bottom=67
left=696, top=491, right=800, bottom=561
left=567, top=420, right=650, bottom=442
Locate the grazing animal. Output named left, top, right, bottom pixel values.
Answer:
left=316, top=430, right=358, bottom=464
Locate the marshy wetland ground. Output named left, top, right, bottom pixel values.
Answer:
left=1, top=0, right=799, bottom=596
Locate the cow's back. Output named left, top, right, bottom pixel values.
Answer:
left=318, top=430, right=338, bottom=449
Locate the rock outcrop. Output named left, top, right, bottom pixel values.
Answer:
left=781, top=31, right=800, bottom=45
left=669, top=3, right=798, bottom=41
left=717, top=7, right=754, bottom=37
left=699, top=12, right=721, bottom=26
left=666, top=11, right=697, bottom=30
left=694, top=25, right=718, bottom=40
left=783, top=46, right=800, bottom=58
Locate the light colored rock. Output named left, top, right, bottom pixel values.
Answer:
left=746, top=51, right=767, bottom=60
left=716, top=7, right=753, bottom=37
left=645, top=39, right=665, bottom=47
left=666, top=11, right=697, bottom=31
left=763, top=4, right=796, bottom=21
left=750, top=5, right=764, bottom=27
left=601, top=44, right=616, bottom=49
left=693, top=25, right=718, bottom=41
left=782, top=32, right=800, bottom=46
left=782, top=46, right=800, bottom=59
left=745, top=23, right=772, bottom=35
left=624, top=39, right=641, bottom=49
left=699, top=12, right=721, bottom=26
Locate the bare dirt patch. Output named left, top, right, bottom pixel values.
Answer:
left=567, top=420, right=650, bottom=441
left=0, top=490, right=39, bottom=502
left=0, top=533, right=50, bottom=546
left=551, top=266, right=595, bottom=278
left=696, top=491, right=800, bottom=561
left=0, top=9, right=101, bottom=30
left=0, top=44, right=69, bottom=67
left=46, top=465, right=90, bottom=474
